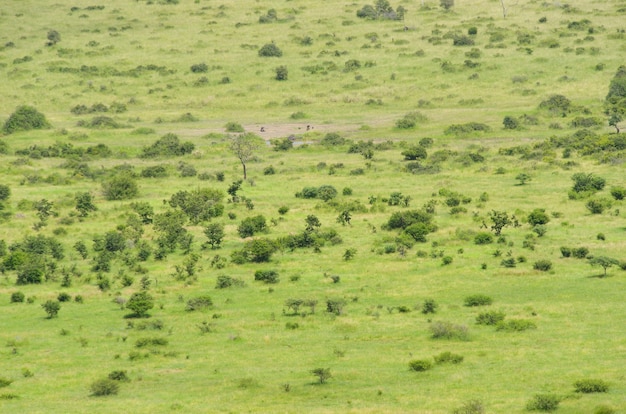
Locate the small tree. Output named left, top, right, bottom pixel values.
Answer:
left=203, top=223, right=225, bottom=249
left=310, top=368, right=332, bottom=384
left=75, top=192, right=97, bottom=217
left=46, top=30, right=61, bottom=46
left=126, top=291, right=154, bottom=317
left=229, top=133, right=263, bottom=179
left=589, top=256, right=619, bottom=277
left=42, top=300, right=61, bottom=318
left=102, top=174, right=139, bottom=201
left=608, top=114, right=621, bottom=133
left=487, top=210, right=513, bottom=236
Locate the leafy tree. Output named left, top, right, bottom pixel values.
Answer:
left=571, top=173, right=606, bottom=194
left=229, top=133, right=263, bottom=179
left=130, top=202, right=154, bottom=224
left=589, top=256, right=619, bottom=277
left=2, top=105, right=51, bottom=134
left=126, top=291, right=154, bottom=317
left=42, top=300, right=61, bottom=318
left=168, top=188, right=224, bottom=224
left=46, top=30, right=61, bottom=46
left=336, top=210, right=351, bottom=226
left=608, top=114, right=621, bottom=133
left=317, top=185, right=338, bottom=202
left=203, top=223, right=225, bottom=249
left=305, top=215, right=321, bottom=232
left=238, top=215, right=267, bottom=238
left=153, top=210, right=188, bottom=252
left=487, top=210, right=514, bottom=236
left=605, top=65, right=626, bottom=128
left=310, top=368, right=332, bottom=384
left=75, top=192, right=97, bottom=217
left=527, top=208, right=549, bottom=226
left=102, top=174, right=139, bottom=201
left=34, top=199, right=55, bottom=229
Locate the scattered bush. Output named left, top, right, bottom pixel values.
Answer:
left=275, top=65, right=288, bottom=81
left=141, top=133, right=195, bottom=158
left=102, top=174, right=138, bottom=201
left=452, top=399, right=485, bottom=414
left=574, top=379, right=609, bottom=393
left=90, top=378, right=119, bottom=396
left=254, top=269, right=279, bottom=284
left=10, top=291, right=25, bottom=303
left=476, top=310, right=506, bottom=326
left=430, top=321, right=470, bottom=340
left=108, top=370, right=130, bottom=382
left=186, top=295, right=213, bottom=311
left=474, top=232, right=493, bottom=245
left=190, top=63, right=208, bottom=73
left=572, top=247, right=589, bottom=259
left=422, top=299, right=438, bottom=314
left=258, top=43, right=282, bottom=57
left=526, top=394, right=560, bottom=412
left=533, top=260, right=552, bottom=271
left=433, top=351, right=463, bottom=364
left=464, top=294, right=492, bottom=307
left=495, top=319, right=536, bottom=332
left=408, top=359, right=433, bottom=372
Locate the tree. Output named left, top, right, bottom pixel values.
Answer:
left=229, top=133, right=263, bottom=179
left=336, top=210, right=351, bottom=226
left=589, top=256, right=619, bottom=277
left=608, top=114, right=621, bottom=133
left=487, top=210, right=514, bottom=236
left=102, top=174, right=139, bottom=200
left=310, top=368, right=332, bottom=384
left=75, top=192, right=97, bottom=217
left=305, top=215, right=321, bottom=232
left=34, top=199, right=55, bottom=230
left=42, top=300, right=61, bottom=318
left=401, top=145, right=427, bottom=160
left=515, top=173, right=531, bottom=185
left=527, top=208, right=550, bottom=226
left=126, top=291, right=154, bottom=317
left=203, top=223, right=225, bottom=249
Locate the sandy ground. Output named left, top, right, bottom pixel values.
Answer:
left=175, top=122, right=364, bottom=141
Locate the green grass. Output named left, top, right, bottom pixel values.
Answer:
left=0, top=0, right=625, bottom=413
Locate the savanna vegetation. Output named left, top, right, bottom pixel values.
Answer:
left=0, top=0, right=625, bottom=413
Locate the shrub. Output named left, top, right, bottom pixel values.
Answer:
left=186, top=295, right=213, bottom=311
left=610, top=186, right=626, bottom=200
left=396, top=112, right=427, bottom=129
left=476, top=310, right=506, bottom=326
left=275, top=65, right=288, bottom=81
left=141, top=165, right=169, bottom=178
left=42, top=300, right=61, bottom=318
left=495, top=319, right=536, bottom=332
left=422, top=299, right=438, bottom=314
left=238, top=215, right=267, bottom=238
left=108, top=370, right=130, bottom=382
left=444, top=122, right=491, bottom=135
left=433, top=351, right=463, bottom=364
left=474, top=232, right=493, bottom=245
left=10, top=291, right=25, bottom=303
left=326, top=299, right=347, bottom=315
left=571, top=173, right=605, bottom=194
left=430, top=321, right=470, bottom=340
left=126, top=291, right=154, bottom=318
left=586, top=198, right=612, bottom=214
left=90, top=379, right=119, bottom=396
left=141, top=133, right=195, bottom=158
left=560, top=246, right=571, bottom=258
left=102, top=174, right=138, bottom=200
left=527, top=209, right=550, bottom=226
left=408, top=359, right=433, bottom=372
left=539, top=94, right=571, bottom=115
left=57, top=292, right=72, bottom=302
left=452, top=400, right=485, bottom=414
left=254, top=270, right=279, bottom=284
left=503, top=116, right=520, bottom=129
left=402, top=145, right=428, bottom=160
left=3, top=106, right=51, bottom=134
left=572, top=247, right=589, bottom=259
left=594, top=405, right=615, bottom=414
left=225, top=122, right=244, bottom=133
left=216, top=275, right=245, bottom=289
left=464, top=295, right=492, bottom=307
left=533, top=260, right=552, bottom=271
left=526, top=394, right=560, bottom=411
left=258, top=43, right=282, bottom=57
left=190, top=63, right=208, bottom=73
left=574, top=379, right=609, bottom=393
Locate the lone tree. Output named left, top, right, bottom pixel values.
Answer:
left=515, top=173, right=532, bottom=185
left=203, top=223, right=225, bottom=249
left=75, top=192, right=97, bottom=217
left=487, top=210, right=515, bottom=236
left=311, top=368, right=332, bottom=384
left=42, top=300, right=61, bottom=319
left=229, top=133, right=263, bottom=179
left=589, top=256, right=619, bottom=277
left=126, top=291, right=154, bottom=317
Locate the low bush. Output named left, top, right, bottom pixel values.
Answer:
left=475, top=310, right=506, bottom=326
left=3, top=105, right=51, bottom=134
left=474, top=232, right=493, bottom=245
left=258, top=43, right=282, bottom=57
left=433, top=351, right=463, bottom=364
left=108, top=370, right=130, bottom=382
left=495, top=319, right=536, bottom=332
left=408, top=359, right=433, bottom=372
left=452, top=399, right=484, bottom=414
left=430, top=321, right=470, bottom=340
left=421, top=299, right=438, bottom=314
left=464, top=294, right=492, bottom=307
left=254, top=270, right=279, bottom=284
left=526, top=394, right=560, bottom=411
left=572, top=247, right=589, bottom=259
left=135, top=337, right=168, bottom=347
left=215, top=275, right=245, bottom=289
left=90, top=378, right=119, bottom=396
left=533, top=260, right=552, bottom=271
left=10, top=291, right=25, bottom=303
left=185, top=295, right=213, bottom=311
left=574, top=379, right=609, bottom=393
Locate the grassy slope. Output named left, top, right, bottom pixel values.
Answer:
left=0, top=0, right=625, bottom=413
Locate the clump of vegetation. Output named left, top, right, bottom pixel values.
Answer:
left=430, top=321, right=470, bottom=340
left=433, top=351, right=463, bottom=364
left=2, top=106, right=51, bottom=134
left=476, top=310, right=506, bottom=326
left=574, top=379, right=609, bottom=393
left=90, top=378, right=119, bottom=396
left=141, top=133, right=195, bottom=158
left=526, top=394, right=560, bottom=411
left=185, top=295, right=213, bottom=311
left=408, top=359, right=433, bottom=372
left=452, top=399, right=484, bottom=414
left=464, top=294, right=492, bottom=307
left=495, top=319, right=536, bottom=332
left=258, top=43, right=282, bottom=57
left=254, top=269, right=279, bottom=284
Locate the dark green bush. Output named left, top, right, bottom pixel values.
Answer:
left=474, top=232, right=493, bottom=245
left=560, top=246, right=571, bottom=257
left=539, top=94, right=571, bottom=115
left=3, top=106, right=51, bottom=134
left=610, top=186, right=626, bottom=200
left=396, top=111, right=427, bottom=129
left=572, top=247, right=589, bottom=259
left=190, top=63, right=208, bottom=73
left=141, top=133, right=195, bottom=158
left=90, top=378, right=119, bottom=396
left=444, top=122, right=491, bottom=135
left=185, top=295, right=213, bottom=311
left=326, top=299, right=346, bottom=315
left=464, top=294, right=492, bottom=307
left=238, top=215, right=267, bottom=238
left=408, top=359, right=433, bottom=372
left=254, top=269, right=279, bottom=284
left=258, top=43, right=282, bottom=57
left=421, top=299, right=438, bottom=314
left=10, top=291, right=25, bottom=303
left=135, top=337, right=168, bottom=347
left=476, top=310, right=506, bottom=326
left=574, top=379, right=609, bottom=393
left=402, top=145, right=427, bottom=160
left=526, top=394, right=560, bottom=411
left=141, top=165, right=169, bottom=178
left=108, top=370, right=130, bottom=382
left=102, top=174, right=138, bottom=200
left=215, top=275, right=245, bottom=289
left=533, top=260, right=552, bottom=271
left=57, top=292, right=72, bottom=302
left=275, top=65, right=288, bottom=81
left=452, top=399, right=484, bottom=414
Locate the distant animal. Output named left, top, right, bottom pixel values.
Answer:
left=260, top=127, right=265, bottom=132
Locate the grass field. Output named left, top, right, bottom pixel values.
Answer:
left=1, top=0, right=625, bottom=413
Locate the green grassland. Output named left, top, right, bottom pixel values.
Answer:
left=0, top=0, right=625, bottom=413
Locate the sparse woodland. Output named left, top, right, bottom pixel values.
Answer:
left=0, top=0, right=625, bottom=412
